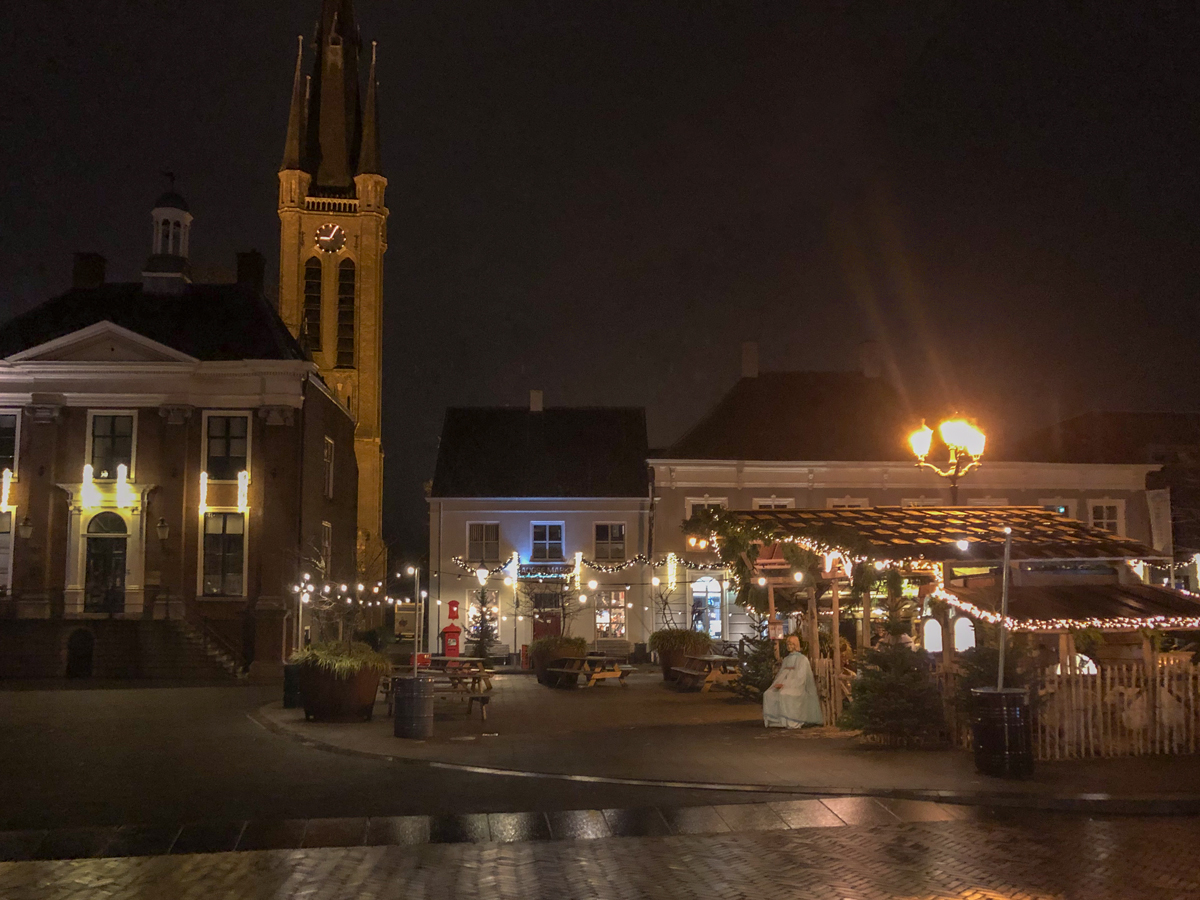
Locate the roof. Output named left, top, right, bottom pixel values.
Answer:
left=948, top=582, right=1200, bottom=631
left=154, top=191, right=189, bottom=212
left=431, top=407, right=649, bottom=498
left=662, top=371, right=912, bottom=461
left=724, top=506, right=1162, bottom=562
left=0, top=282, right=305, bottom=362
left=1015, top=411, right=1200, bottom=464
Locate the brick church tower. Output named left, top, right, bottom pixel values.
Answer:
left=277, top=0, right=387, bottom=578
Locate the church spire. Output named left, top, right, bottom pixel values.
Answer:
left=357, top=42, right=381, bottom=176
left=307, top=0, right=362, bottom=189
left=280, top=35, right=307, bottom=172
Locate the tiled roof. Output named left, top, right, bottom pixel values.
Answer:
left=661, top=372, right=913, bottom=461
left=431, top=407, right=649, bottom=498
left=1014, top=411, right=1200, bottom=464
left=0, top=282, right=305, bottom=362
left=726, top=506, right=1161, bottom=562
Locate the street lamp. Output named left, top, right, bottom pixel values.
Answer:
left=909, top=418, right=986, bottom=505
left=405, top=565, right=423, bottom=672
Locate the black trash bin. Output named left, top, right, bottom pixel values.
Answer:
left=970, top=687, right=1034, bottom=778
left=282, top=662, right=302, bottom=709
left=394, top=674, right=436, bottom=739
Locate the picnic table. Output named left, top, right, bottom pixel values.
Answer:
left=672, top=654, right=741, bottom=692
left=545, top=656, right=633, bottom=689
left=383, top=660, right=494, bottom=714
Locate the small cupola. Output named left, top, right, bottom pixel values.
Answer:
left=142, top=180, right=193, bottom=294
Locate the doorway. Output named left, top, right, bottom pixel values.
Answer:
left=84, top=512, right=127, bottom=614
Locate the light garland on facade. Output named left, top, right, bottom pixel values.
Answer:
left=449, top=552, right=727, bottom=581
left=198, top=472, right=208, bottom=514
left=666, top=552, right=678, bottom=591
left=237, top=470, right=250, bottom=513
left=115, top=464, right=134, bottom=508
left=0, top=468, right=12, bottom=511
left=81, top=465, right=101, bottom=509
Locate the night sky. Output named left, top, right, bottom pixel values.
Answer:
left=3, top=2, right=1198, bottom=553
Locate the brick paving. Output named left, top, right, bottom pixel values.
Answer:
left=1, top=814, right=1197, bottom=899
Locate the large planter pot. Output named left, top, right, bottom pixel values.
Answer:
left=659, top=648, right=691, bottom=682
left=298, top=664, right=382, bottom=722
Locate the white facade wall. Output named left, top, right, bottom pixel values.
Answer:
left=428, top=497, right=656, bottom=651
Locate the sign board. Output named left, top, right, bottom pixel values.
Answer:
left=767, top=621, right=784, bottom=640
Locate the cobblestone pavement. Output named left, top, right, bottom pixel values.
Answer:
left=1, top=813, right=1198, bottom=899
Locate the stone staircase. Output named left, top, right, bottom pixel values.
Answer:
left=151, top=619, right=247, bottom=681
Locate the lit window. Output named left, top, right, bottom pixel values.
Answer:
left=922, top=617, right=943, bottom=653
left=203, top=512, right=245, bottom=596
left=206, top=415, right=248, bottom=481
left=691, top=577, right=723, bottom=639
left=0, top=415, right=17, bottom=474
left=595, top=591, right=627, bottom=638
left=468, top=523, right=500, bottom=561
left=594, top=523, right=626, bottom=560
left=952, top=617, right=976, bottom=651
left=90, top=414, right=133, bottom=479
left=531, top=523, right=564, bottom=561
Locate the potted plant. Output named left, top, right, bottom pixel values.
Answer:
left=290, top=641, right=391, bottom=722
left=529, top=635, right=588, bottom=684
left=648, top=628, right=713, bottom=681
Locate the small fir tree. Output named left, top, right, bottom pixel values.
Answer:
left=840, top=645, right=944, bottom=747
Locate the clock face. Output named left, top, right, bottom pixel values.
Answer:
left=315, top=223, right=346, bottom=253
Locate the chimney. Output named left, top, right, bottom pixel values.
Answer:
left=72, top=253, right=106, bottom=289
left=529, top=389, right=544, bottom=413
left=859, top=340, right=883, bottom=379
left=236, top=250, right=265, bottom=294
left=741, top=341, right=759, bottom=378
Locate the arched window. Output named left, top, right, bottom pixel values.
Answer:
left=87, top=512, right=127, bottom=534
left=160, top=219, right=171, bottom=254
left=691, top=576, right=722, bottom=639
left=952, top=617, right=976, bottom=652
left=302, top=258, right=322, bottom=352
left=172, top=221, right=182, bottom=256
left=922, top=617, right=943, bottom=653
left=336, top=259, right=355, bottom=367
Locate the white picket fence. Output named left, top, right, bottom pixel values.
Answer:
left=1035, top=660, right=1200, bottom=760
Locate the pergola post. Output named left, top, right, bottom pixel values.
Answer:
left=767, top=581, right=779, bottom=661
left=807, top=586, right=819, bottom=660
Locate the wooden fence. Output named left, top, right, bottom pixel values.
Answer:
left=1035, top=660, right=1199, bottom=760
left=813, top=658, right=852, bottom=727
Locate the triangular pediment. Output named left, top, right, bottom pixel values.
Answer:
left=6, top=321, right=198, bottom=364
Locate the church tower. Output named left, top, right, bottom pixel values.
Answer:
left=278, top=0, right=387, bottom=579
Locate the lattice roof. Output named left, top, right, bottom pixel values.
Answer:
left=726, top=506, right=1162, bottom=562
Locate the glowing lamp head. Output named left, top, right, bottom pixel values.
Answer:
left=406, top=566, right=415, bottom=575
left=651, top=576, right=661, bottom=587
left=587, top=579, right=598, bottom=590
left=757, top=576, right=767, bottom=587
left=503, top=576, right=513, bottom=586
left=909, top=423, right=934, bottom=460
left=578, top=594, right=587, bottom=604
left=956, top=539, right=970, bottom=552
left=687, top=536, right=697, bottom=547
left=475, top=565, right=488, bottom=586
left=792, top=571, right=803, bottom=582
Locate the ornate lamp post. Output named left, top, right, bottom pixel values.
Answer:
left=909, top=418, right=987, bottom=505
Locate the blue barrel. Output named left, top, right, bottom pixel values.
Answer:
left=394, top=674, right=435, bottom=739
left=970, top=687, right=1034, bottom=778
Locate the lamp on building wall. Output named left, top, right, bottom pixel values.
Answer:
left=156, top=517, right=170, bottom=541
left=909, top=418, right=986, bottom=505
left=17, top=516, right=33, bottom=540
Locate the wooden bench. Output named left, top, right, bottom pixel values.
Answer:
left=467, top=693, right=490, bottom=721
left=671, top=666, right=710, bottom=690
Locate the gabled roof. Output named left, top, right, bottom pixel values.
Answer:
left=1015, top=411, right=1200, bottom=464
left=661, top=371, right=912, bottom=461
left=0, top=282, right=305, bottom=362
left=431, top=407, right=649, bottom=499
left=727, top=506, right=1162, bottom=562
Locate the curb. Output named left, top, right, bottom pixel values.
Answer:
left=249, top=708, right=1200, bottom=817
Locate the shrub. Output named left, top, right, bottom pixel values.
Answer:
left=289, top=641, right=391, bottom=678
left=647, top=628, right=713, bottom=655
left=353, top=625, right=395, bottom=652
left=840, top=645, right=944, bottom=747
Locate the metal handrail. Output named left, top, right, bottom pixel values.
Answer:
left=180, top=601, right=245, bottom=670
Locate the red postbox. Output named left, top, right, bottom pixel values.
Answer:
left=441, top=623, right=462, bottom=657
left=448, top=600, right=460, bottom=620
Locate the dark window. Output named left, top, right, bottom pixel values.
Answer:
left=468, top=523, right=500, bottom=561
left=206, top=415, right=248, bottom=481
left=594, top=523, right=625, bottom=560
left=531, top=524, right=564, bottom=561
left=336, top=259, right=355, bottom=367
left=320, top=521, right=332, bottom=574
left=532, top=592, right=561, bottom=611
left=323, top=437, right=334, bottom=498
left=203, top=512, right=245, bottom=596
left=303, top=257, right=322, bottom=351
left=90, top=415, right=133, bottom=479
left=0, top=415, right=16, bottom=472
